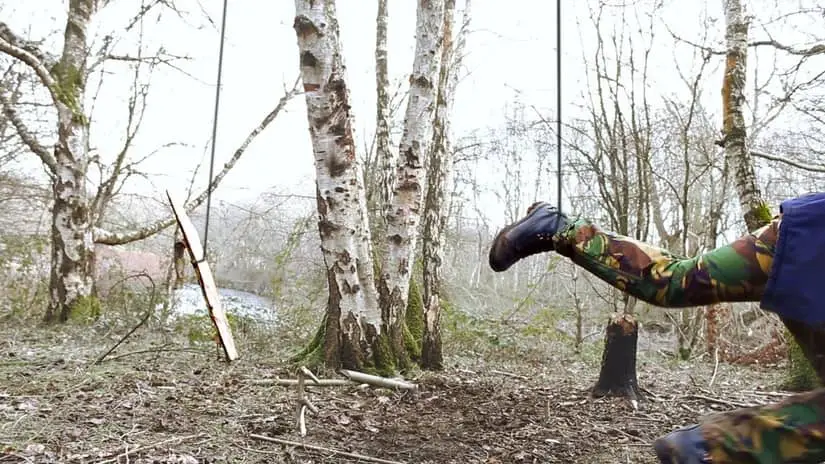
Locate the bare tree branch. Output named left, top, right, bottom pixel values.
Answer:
left=668, top=26, right=825, bottom=57
left=94, top=76, right=302, bottom=245
left=751, top=149, right=825, bottom=173
left=0, top=23, right=58, bottom=102
left=749, top=39, right=825, bottom=56
left=0, top=86, right=56, bottom=173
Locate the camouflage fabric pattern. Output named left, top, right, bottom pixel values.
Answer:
left=699, top=388, right=825, bottom=463
left=551, top=217, right=780, bottom=308
left=549, top=216, right=825, bottom=462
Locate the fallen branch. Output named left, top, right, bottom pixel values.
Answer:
left=490, top=369, right=528, bottom=380
left=338, top=369, right=418, bottom=391
left=249, top=434, right=405, bottom=464
left=252, top=378, right=352, bottom=387
left=93, top=308, right=152, bottom=365
left=104, top=346, right=209, bottom=362
left=687, top=394, right=754, bottom=409
left=98, top=433, right=207, bottom=463
left=93, top=272, right=158, bottom=365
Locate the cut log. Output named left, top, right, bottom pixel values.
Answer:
left=166, top=190, right=239, bottom=362
left=592, top=311, right=642, bottom=401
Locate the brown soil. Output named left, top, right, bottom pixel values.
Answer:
left=0, top=323, right=790, bottom=463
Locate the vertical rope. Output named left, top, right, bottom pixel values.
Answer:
left=203, top=0, right=229, bottom=259
left=556, top=0, right=563, bottom=212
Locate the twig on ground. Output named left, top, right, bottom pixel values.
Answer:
left=249, top=434, right=405, bottom=464
left=253, top=378, right=352, bottom=387
left=687, top=394, right=754, bottom=408
left=490, top=369, right=528, bottom=380
left=741, top=390, right=793, bottom=397
left=338, top=369, right=418, bottom=391
left=98, top=433, right=207, bottom=463
left=104, top=346, right=209, bottom=362
left=93, top=308, right=153, bottom=365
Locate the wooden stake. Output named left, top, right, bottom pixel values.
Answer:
left=338, top=369, right=418, bottom=391
left=166, top=190, right=239, bottom=362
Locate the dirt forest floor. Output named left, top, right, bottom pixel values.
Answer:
left=0, top=323, right=791, bottom=464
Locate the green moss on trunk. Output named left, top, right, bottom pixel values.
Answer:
left=50, top=62, right=88, bottom=125
left=294, top=279, right=427, bottom=376
left=290, top=314, right=326, bottom=368
left=405, top=279, right=424, bottom=361
left=67, top=294, right=101, bottom=323
left=370, top=331, right=397, bottom=376
left=784, top=329, right=820, bottom=392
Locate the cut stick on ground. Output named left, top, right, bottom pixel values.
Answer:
left=338, top=369, right=418, bottom=391
left=296, top=366, right=319, bottom=437
left=166, top=190, right=238, bottom=362
left=249, top=434, right=405, bottom=464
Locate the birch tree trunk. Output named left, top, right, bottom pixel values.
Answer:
left=721, top=0, right=770, bottom=231
left=46, top=0, right=97, bottom=322
left=293, top=0, right=385, bottom=370
left=374, top=0, right=393, bottom=231
left=421, top=0, right=470, bottom=370
left=720, top=0, right=821, bottom=389
left=377, top=0, right=446, bottom=365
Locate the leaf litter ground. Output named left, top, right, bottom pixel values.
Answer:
left=0, top=323, right=791, bottom=463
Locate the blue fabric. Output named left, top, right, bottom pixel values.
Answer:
left=653, top=424, right=710, bottom=464
left=761, top=192, right=825, bottom=324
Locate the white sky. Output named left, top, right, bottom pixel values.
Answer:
left=2, top=0, right=821, bottom=230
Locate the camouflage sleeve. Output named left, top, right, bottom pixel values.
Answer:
left=703, top=388, right=825, bottom=462
left=552, top=217, right=780, bottom=308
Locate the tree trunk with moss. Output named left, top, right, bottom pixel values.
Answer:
left=44, top=0, right=97, bottom=322
left=420, top=0, right=470, bottom=370
left=293, top=0, right=387, bottom=371
left=377, top=0, right=445, bottom=368
left=721, top=0, right=767, bottom=231
left=720, top=0, right=819, bottom=389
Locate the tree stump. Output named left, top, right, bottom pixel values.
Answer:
left=592, top=311, right=643, bottom=401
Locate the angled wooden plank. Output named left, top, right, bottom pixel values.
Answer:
left=166, top=190, right=239, bottom=361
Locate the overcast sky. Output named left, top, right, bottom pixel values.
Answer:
left=2, top=0, right=819, bottom=229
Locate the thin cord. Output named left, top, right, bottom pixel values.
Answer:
left=556, top=0, right=562, bottom=213
left=203, top=0, right=229, bottom=258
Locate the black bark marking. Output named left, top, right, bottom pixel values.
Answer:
left=326, top=155, right=351, bottom=177
left=293, top=15, right=320, bottom=39
left=300, top=51, right=318, bottom=68
left=317, top=220, right=338, bottom=239
left=410, top=74, right=433, bottom=89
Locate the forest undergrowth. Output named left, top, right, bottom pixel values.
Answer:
left=0, top=299, right=793, bottom=464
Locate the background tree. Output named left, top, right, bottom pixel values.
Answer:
left=0, top=4, right=298, bottom=321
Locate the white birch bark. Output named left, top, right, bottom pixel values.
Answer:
left=421, top=0, right=470, bottom=369
left=378, top=0, right=445, bottom=340
left=722, top=0, right=768, bottom=231
left=374, top=0, right=394, bottom=225
left=47, top=0, right=96, bottom=321
left=293, top=0, right=382, bottom=365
